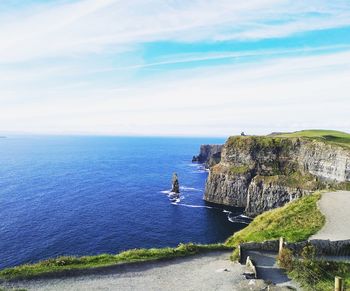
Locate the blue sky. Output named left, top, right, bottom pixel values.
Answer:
left=0, top=0, right=350, bottom=136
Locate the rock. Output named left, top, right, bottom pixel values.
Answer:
left=192, top=144, right=223, bottom=168
left=204, top=136, right=350, bottom=216
left=245, top=176, right=307, bottom=216
left=171, top=173, right=180, bottom=194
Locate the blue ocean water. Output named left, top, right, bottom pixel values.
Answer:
left=0, top=136, right=247, bottom=269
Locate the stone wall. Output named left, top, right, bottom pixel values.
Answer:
left=285, top=239, right=350, bottom=257
left=238, top=239, right=350, bottom=263
left=239, top=240, right=279, bottom=263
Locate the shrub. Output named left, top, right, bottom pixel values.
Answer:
left=278, top=248, right=294, bottom=271
left=301, top=244, right=316, bottom=261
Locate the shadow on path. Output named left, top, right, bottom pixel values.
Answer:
left=245, top=250, right=299, bottom=289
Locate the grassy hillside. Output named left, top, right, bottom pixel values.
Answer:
left=225, top=192, right=325, bottom=248
left=271, top=129, right=350, bottom=148
left=0, top=243, right=231, bottom=281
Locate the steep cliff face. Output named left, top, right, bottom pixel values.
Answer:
left=204, top=164, right=251, bottom=207
left=192, top=144, right=223, bottom=168
left=245, top=176, right=307, bottom=216
left=204, top=136, right=350, bottom=216
left=298, top=142, right=350, bottom=182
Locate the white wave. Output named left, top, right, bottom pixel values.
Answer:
left=227, top=213, right=252, bottom=224
left=173, top=203, right=214, bottom=209
left=160, top=190, right=171, bottom=194
left=227, top=216, right=250, bottom=224
left=188, top=163, right=200, bottom=167
left=168, top=192, right=180, bottom=198
left=192, top=170, right=207, bottom=173
left=180, top=186, right=202, bottom=192
left=223, top=210, right=231, bottom=214
left=239, top=214, right=252, bottom=219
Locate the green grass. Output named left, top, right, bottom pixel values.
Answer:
left=229, top=165, right=250, bottom=175
left=226, top=129, right=350, bottom=150
left=226, top=135, right=294, bottom=151
left=0, top=243, right=231, bottom=281
left=288, top=260, right=350, bottom=291
left=225, top=192, right=325, bottom=249
left=272, top=129, right=350, bottom=148
left=253, top=171, right=323, bottom=190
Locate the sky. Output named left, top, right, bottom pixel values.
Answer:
left=0, top=0, right=350, bottom=137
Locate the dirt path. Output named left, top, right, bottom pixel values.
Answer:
left=311, top=191, right=350, bottom=241
left=2, top=251, right=250, bottom=291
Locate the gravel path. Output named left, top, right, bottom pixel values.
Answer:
left=2, top=251, right=249, bottom=291
left=311, top=191, right=350, bottom=241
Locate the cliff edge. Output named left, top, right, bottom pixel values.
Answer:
left=203, top=130, right=350, bottom=216
left=192, top=144, right=223, bottom=168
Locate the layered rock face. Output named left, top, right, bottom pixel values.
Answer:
left=192, top=144, right=223, bottom=168
left=298, top=142, right=350, bottom=182
left=204, top=136, right=350, bottom=216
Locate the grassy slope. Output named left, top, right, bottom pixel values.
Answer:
left=225, top=192, right=325, bottom=247
left=272, top=129, right=350, bottom=148
left=0, top=243, right=231, bottom=281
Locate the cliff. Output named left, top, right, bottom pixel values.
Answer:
left=192, top=144, right=223, bottom=168
left=204, top=132, right=350, bottom=216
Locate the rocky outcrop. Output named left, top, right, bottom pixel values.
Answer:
left=204, top=136, right=350, bottom=216
left=192, top=144, right=223, bottom=168
left=171, top=173, right=180, bottom=193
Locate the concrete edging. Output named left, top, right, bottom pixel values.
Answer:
left=245, top=256, right=257, bottom=279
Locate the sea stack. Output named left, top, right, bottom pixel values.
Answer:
left=171, top=173, right=180, bottom=193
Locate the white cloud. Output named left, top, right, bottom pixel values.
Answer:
left=1, top=50, right=349, bottom=136
left=0, top=0, right=350, bottom=62
left=0, top=0, right=349, bottom=136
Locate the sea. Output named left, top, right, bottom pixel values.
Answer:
left=0, top=136, right=250, bottom=269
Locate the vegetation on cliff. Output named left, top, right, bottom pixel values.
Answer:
left=271, top=129, right=350, bottom=148
left=205, top=129, right=350, bottom=216
left=0, top=243, right=231, bottom=281
left=253, top=171, right=323, bottom=190
left=225, top=192, right=325, bottom=248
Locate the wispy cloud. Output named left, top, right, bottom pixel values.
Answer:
left=1, top=0, right=350, bottom=62
left=1, top=50, right=349, bottom=135
left=0, top=0, right=349, bottom=135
